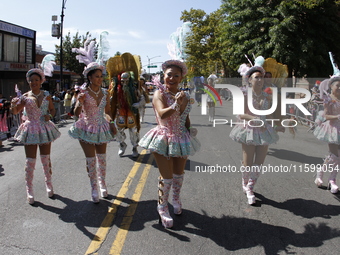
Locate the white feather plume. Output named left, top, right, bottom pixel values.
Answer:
left=72, top=36, right=96, bottom=66
left=96, top=31, right=110, bottom=66
left=41, top=54, right=56, bottom=77
left=167, top=22, right=192, bottom=60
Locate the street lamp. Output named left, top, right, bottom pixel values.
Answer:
left=147, top=55, right=161, bottom=81
left=51, top=0, right=67, bottom=90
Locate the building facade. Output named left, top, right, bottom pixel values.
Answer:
left=0, top=20, right=36, bottom=99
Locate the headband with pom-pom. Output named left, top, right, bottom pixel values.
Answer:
left=83, top=62, right=105, bottom=78
left=245, top=56, right=265, bottom=78
left=26, top=68, right=46, bottom=83
left=162, top=59, right=188, bottom=76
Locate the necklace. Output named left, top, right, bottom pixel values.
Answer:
left=167, top=90, right=178, bottom=96
left=88, top=86, right=100, bottom=97
left=253, top=91, right=262, bottom=98
left=31, top=90, right=41, bottom=98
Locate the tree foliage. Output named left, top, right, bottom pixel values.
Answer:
left=180, top=8, right=233, bottom=78
left=182, top=0, right=340, bottom=78
left=55, top=32, right=95, bottom=78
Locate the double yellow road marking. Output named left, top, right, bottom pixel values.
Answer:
left=85, top=150, right=154, bottom=255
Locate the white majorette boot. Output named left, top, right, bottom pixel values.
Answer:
left=25, top=158, right=36, bottom=205
left=328, top=153, right=339, bottom=193
left=40, top=154, right=54, bottom=198
left=315, top=154, right=335, bottom=187
left=241, top=164, right=249, bottom=193
left=172, top=173, right=184, bottom=215
left=86, top=157, right=99, bottom=203
left=245, top=164, right=261, bottom=205
left=96, top=154, right=108, bottom=198
left=157, top=177, right=173, bottom=228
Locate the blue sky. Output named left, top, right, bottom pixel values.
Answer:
left=1, top=0, right=222, bottom=72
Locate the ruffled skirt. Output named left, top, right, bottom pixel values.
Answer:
left=68, top=120, right=114, bottom=144
left=139, top=125, right=201, bottom=157
left=15, top=120, right=61, bottom=145
left=229, top=123, right=279, bottom=146
left=313, top=120, right=340, bottom=144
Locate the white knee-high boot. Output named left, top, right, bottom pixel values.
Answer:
left=328, top=154, right=339, bottom=193
left=25, top=158, right=36, bottom=204
left=172, top=174, right=184, bottom=215
left=86, top=157, right=99, bottom=203
left=246, top=164, right=261, bottom=205
left=40, top=154, right=54, bottom=198
left=96, top=154, right=108, bottom=198
left=241, top=164, right=249, bottom=193
left=158, top=177, right=173, bottom=228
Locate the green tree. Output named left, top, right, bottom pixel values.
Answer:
left=55, top=32, right=95, bottom=77
left=180, top=8, right=233, bottom=78
left=220, top=0, right=340, bottom=77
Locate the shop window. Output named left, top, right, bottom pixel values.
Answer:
left=0, top=34, right=2, bottom=61
left=26, top=39, right=33, bottom=64
left=4, top=34, right=19, bottom=62
left=19, top=37, right=25, bottom=63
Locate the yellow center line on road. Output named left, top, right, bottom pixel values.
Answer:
left=85, top=150, right=149, bottom=255
left=109, top=154, right=154, bottom=255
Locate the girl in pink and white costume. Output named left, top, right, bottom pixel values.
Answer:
left=11, top=68, right=61, bottom=204
left=229, top=62, right=284, bottom=205
left=139, top=60, right=200, bottom=228
left=69, top=63, right=116, bottom=203
left=313, top=76, right=340, bottom=193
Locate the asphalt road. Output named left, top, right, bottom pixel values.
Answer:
left=1, top=95, right=340, bottom=255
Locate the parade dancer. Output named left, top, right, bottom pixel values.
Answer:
left=313, top=75, right=340, bottom=193
left=69, top=62, right=116, bottom=203
left=206, top=76, right=216, bottom=122
left=133, top=76, right=150, bottom=123
left=229, top=57, right=284, bottom=205
left=139, top=60, right=201, bottom=228
left=112, top=72, right=141, bottom=158
left=10, top=68, right=61, bottom=204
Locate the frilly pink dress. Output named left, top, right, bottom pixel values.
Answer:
left=139, top=85, right=201, bottom=157
left=314, top=94, right=340, bottom=144
left=229, top=91, right=279, bottom=145
left=14, top=91, right=61, bottom=145
left=68, top=88, right=114, bottom=144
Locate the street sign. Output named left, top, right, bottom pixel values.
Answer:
left=147, top=65, right=157, bottom=68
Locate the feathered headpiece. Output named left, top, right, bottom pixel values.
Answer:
left=167, top=22, right=192, bottom=60
left=162, top=59, right=188, bottom=76
left=237, top=63, right=251, bottom=76
left=245, top=56, right=265, bottom=78
left=96, top=31, right=110, bottom=66
left=327, top=52, right=340, bottom=87
left=26, top=68, right=46, bottom=83
left=72, top=35, right=107, bottom=78
left=72, top=36, right=96, bottom=66
left=40, top=54, right=56, bottom=77
left=26, top=53, right=57, bottom=83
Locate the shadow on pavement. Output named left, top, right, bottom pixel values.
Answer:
left=152, top=209, right=340, bottom=254
left=33, top=192, right=340, bottom=254
left=34, top=194, right=121, bottom=240
left=257, top=193, right=340, bottom=219
left=268, top=148, right=322, bottom=164
left=120, top=197, right=340, bottom=254
left=0, top=164, right=4, bottom=177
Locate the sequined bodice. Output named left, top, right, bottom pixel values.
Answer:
left=155, top=90, right=191, bottom=136
left=81, top=89, right=107, bottom=125
left=245, top=92, right=271, bottom=121
left=22, top=94, right=49, bottom=122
